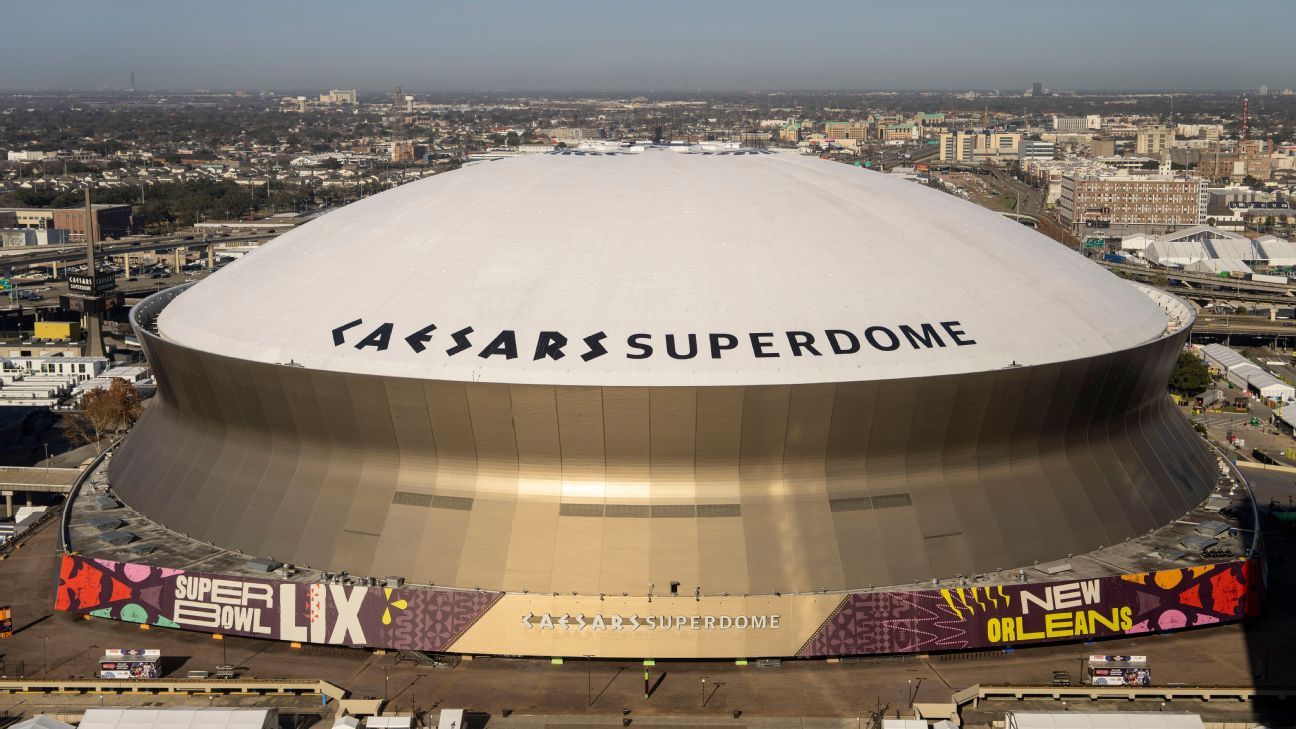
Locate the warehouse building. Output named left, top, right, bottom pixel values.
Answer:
left=1199, top=343, right=1296, bottom=402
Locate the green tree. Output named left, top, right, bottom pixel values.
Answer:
left=1168, top=352, right=1211, bottom=397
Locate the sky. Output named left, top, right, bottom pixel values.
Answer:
left=3, top=0, right=1293, bottom=92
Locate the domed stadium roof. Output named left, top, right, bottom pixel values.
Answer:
left=158, top=148, right=1169, bottom=386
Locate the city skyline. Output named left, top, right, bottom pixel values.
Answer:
left=2, top=0, right=1293, bottom=92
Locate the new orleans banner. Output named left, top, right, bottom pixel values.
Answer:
left=55, top=554, right=1260, bottom=658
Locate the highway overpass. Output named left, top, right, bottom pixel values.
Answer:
left=1, top=465, right=83, bottom=516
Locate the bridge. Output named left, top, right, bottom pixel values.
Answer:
left=0, top=677, right=346, bottom=701
left=0, top=465, right=83, bottom=515
left=1101, top=260, right=1295, bottom=296
left=2, top=233, right=279, bottom=270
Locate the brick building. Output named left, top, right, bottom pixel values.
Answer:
left=1060, top=173, right=1206, bottom=235
left=51, top=204, right=137, bottom=242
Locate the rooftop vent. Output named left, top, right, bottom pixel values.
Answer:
left=244, top=558, right=283, bottom=573
left=100, top=530, right=137, bottom=546
left=88, top=516, right=125, bottom=532
left=1180, top=534, right=1219, bottom=553
left=1033, top=560, right=1073, bottom=576
left=1194, top=520, right=1231, bottom=537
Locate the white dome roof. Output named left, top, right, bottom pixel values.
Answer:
left=158, top=149, right=1169, bottom=386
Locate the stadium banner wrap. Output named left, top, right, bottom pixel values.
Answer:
left=55, top=554, right=1260, bottom=658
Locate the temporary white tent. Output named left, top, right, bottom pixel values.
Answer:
left=1005, top=711, right=1204, bottom=729
left=10, top=717, right=76, bottom=729
left=78, top=709, right=274, bottom=729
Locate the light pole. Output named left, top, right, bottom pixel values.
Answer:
left=42, top=635, right=48, bottom=675
left=584, top=655, right=593, bottom=707
left=701, top=676, right=707, bottom=708
left=384, top=666, right=389, bottom=705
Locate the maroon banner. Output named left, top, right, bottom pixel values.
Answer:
left=797, top=559, right=1261, bottom=656
left=55, top=555, right=500, bottom=651
left=55, top=554, right=1261, bottom=657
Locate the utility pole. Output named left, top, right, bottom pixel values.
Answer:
left=83, top=186, right=106, bottom=358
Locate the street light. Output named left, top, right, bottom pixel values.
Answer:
left=701, top=675, right=707, bottom=708
left=584, top=654, right=593, bottom=707
left=42, top=635, right=48, bottom=675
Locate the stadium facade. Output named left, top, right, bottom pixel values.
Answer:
left=57, top=149, right=1260, bottom=658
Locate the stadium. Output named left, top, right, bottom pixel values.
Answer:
left=56, top=147, right=1260, bottom=659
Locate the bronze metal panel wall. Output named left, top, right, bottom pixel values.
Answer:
left=111, top=289, right=1218, bottom=596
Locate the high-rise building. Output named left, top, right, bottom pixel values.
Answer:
left=389, top=141, right=416, bottom=163
left=824, top=121, right=869, bottom=140
left=319, top=89, right=358, bottom=105
left=1135, top=126, right=1175, bottom=156
left=1259, top=85, right=1269, bottom=96
left=1195, top=140, right=1272, bottom=183
left=1090, top=138, right=1117, bottom=157
left=939, top=131, right=1022, bottom=163
left=1032, top=81, right=1043, bottom=96
left=1052, top=115, right=1102, bottom=132
left=1018, top=139, right=1055, bottom=160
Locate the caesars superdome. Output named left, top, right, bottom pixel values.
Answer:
left=113, top=148, right=1213, bottom=600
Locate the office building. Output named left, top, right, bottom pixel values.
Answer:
left=319, top=89, right=358, bottom=105
left=1060, top=173, right=1206, bottom=234
left=1135, top=126, right=1175, bottom=157
left=939, top=131, right=1022, bottom=163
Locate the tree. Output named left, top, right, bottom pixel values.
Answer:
left=62, top=379, right=144, bottom=453
left=1168, top=352, right=1211, bottom=397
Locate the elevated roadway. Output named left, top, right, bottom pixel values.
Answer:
left=1102, top=260, right=1295, bottom=296
left=3, top=233, right=278, bottom=269
left=0, top=465, right=82, bottom=493
left=1, top=465, right=83, bottom=517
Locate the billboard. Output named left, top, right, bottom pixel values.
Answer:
left=797, top=560, right=1260, bottom=657
left=0, top=605, right=11, bottom=639
left=98, top=648, right=160, bottom=679
left=67, top=271, right=116, bottom=295
left=55, top=554, right=1260, bottom=658
left=57, top=555, right=501, bottom=653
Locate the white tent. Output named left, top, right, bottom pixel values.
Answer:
left=78, top=709, right=275, bottom=729
left=10, top=717, right=76, bottom=729
left=1005, top=711, right=1204, bottom=729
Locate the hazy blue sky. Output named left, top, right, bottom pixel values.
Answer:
left=4, top=0, right=1292, bottom=92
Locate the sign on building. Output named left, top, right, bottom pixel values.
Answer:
left=67, top=271, right=116, bottom=295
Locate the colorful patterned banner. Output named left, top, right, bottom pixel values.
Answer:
left=797, top=559, right=1261, bottom=657
left=55, top=554, right=1261, bottom=658
left=55, top=555, right=500, bottom=651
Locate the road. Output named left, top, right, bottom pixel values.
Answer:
left=0, top=232, right=277, bottom=270
left=987, top=167, right=1045, bottom=216
left=1192, top=315, right=1296, bottom=340
left=0, top=266, right=220, bottom=311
